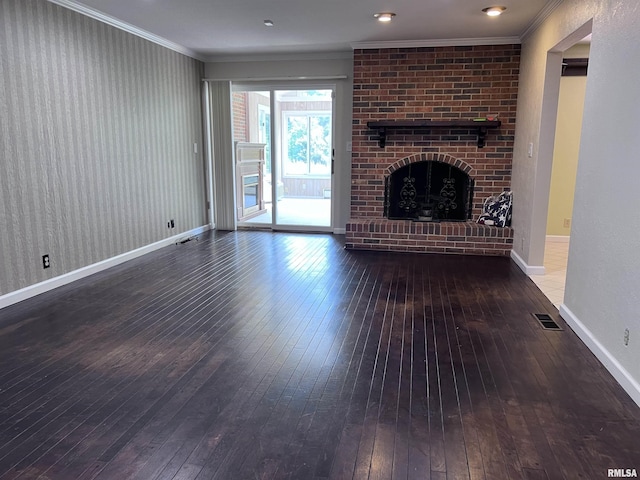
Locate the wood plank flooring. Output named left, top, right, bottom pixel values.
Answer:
left=0, top=230, right=638, bottom=479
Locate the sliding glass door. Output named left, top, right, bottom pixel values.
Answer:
left=232, top=86, right=333, bottom=230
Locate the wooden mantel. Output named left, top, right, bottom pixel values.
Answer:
left=367, top=119, right=501, bottom=148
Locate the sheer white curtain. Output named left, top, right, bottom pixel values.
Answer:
left=206, top=81, right=236, bottom=230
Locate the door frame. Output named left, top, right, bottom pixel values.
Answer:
left=530, top=21, right=592, bottom=270
left=232, top=82, right=336, bottom=232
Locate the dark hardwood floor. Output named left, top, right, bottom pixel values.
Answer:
left=0, top=230, right=638, bottom=480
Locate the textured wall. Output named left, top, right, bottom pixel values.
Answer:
left=510, top=3, right=597, bottom=265
left=0, top=0, right=205, bottom=296
left=513, top=0, right=640, bottom=403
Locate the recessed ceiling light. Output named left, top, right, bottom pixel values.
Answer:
left=264, top=19, right=274, bottom=27
left=374, top=12, right=396, bottom=22
left=482, top=6, right=506, bottom=16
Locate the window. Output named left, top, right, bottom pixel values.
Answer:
left=283, top=113, right=331, bottom=176
left=258, top=104, right=271, bottom=174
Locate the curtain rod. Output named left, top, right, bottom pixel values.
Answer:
left=202, top=75, right=348, bottom=82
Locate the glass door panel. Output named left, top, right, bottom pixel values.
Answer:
left=274, top=89, right=332, bottom=228
left=232, top=86, right=333, bottom=230
left=232, top=91, right=273, bottom=226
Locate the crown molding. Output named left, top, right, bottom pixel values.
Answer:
left=520, top=0, right=565, bottom=41
left=46, top=0, right=207, bottom=62
left=351, top=36, right=521, bottom=50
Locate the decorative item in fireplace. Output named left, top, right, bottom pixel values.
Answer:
left=384, top=160, right=473, bottom=222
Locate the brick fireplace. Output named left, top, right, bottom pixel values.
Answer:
left=346, top=45, right=520, bottom=256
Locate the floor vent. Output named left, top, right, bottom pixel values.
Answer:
left=534, top=313, right=562, bottom=330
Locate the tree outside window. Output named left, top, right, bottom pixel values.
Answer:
left=284, top=113, right=331, bottom=176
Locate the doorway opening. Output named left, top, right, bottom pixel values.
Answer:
left=231, top=87, right=334, bottom=231
left=529, top=26, right=592, bottom=307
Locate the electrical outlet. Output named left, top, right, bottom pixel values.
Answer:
left=624, top=328, right=630, bottom=346
left=563, top=218, right=571, bottom=228
left=42, top=254, right=50, bottom=269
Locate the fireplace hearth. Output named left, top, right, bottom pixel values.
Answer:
left=384, top=160, right=473, bottom=222
left=345, top=150, right=514, bottom=256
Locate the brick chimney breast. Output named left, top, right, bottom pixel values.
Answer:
left=347, top=45, right=520, bottom=256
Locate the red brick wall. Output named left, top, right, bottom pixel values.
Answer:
left=347, top=45, right=520, bottom=255
left=351, top=45, right=520, bottom=219
left=232, top=92, right=248, bottom=142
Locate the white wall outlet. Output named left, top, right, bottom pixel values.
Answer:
left=346, top=141, right=352, bottom=152
left=624, top=328, right=630, bottom=346
left=527, top=142, right=533, bottom=158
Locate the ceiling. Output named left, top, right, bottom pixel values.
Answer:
left=50, top=0, right=563, bottom=61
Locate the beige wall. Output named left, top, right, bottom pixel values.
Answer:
left=547, top=44, right=589, bottom=236
left=513, top=0, right=640, bottom=404
left=546, top=77, right=585, bottom=235
left=0, top=0, right=205, bottom=297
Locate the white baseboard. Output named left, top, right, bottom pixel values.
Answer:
left=0, top=224, right=212, bottom=310
left=510, top=249, right=545, bottom=275
left=333, top=227, right=346, bottom=235
left=546, top=235, right=570, bottom=243
left=559, top=304, right=640, bottom=408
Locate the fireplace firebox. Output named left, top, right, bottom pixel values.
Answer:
left=384, top=161, right=473, bottom=221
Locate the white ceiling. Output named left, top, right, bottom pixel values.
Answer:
left=50, top=0, right=563, bottom=61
